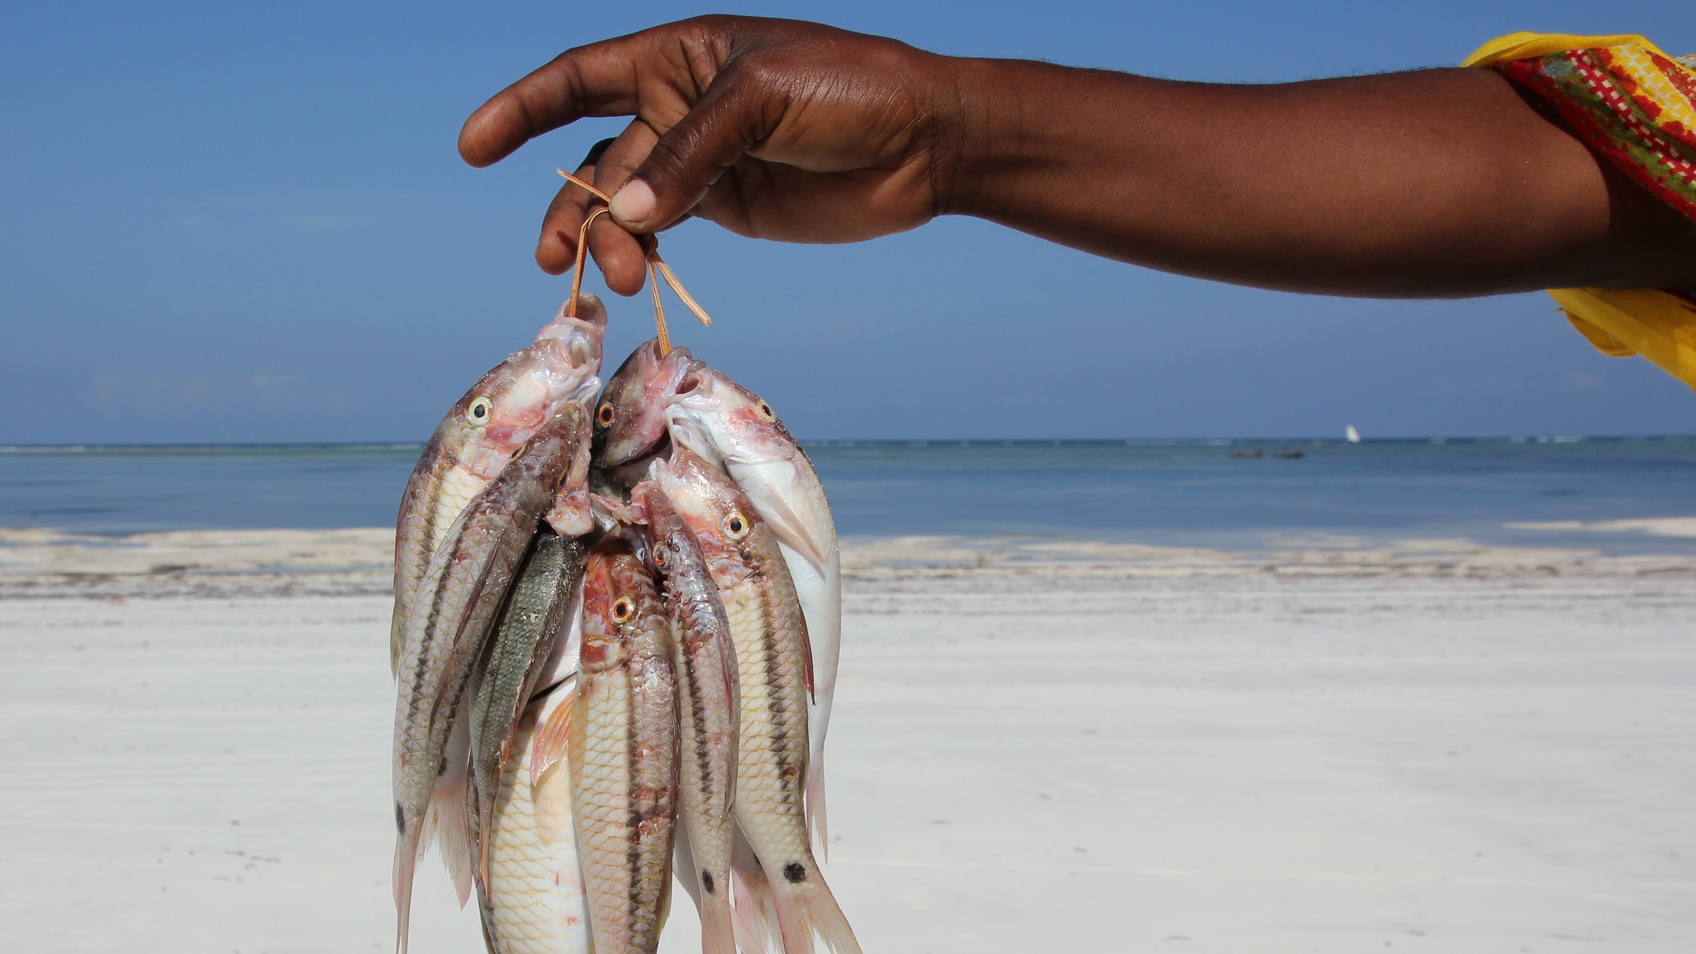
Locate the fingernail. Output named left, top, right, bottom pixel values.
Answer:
left=609, top=179, right=656, bottom=225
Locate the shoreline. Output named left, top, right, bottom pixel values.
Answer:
left=4, top=524, right=1696, bottom=600
left=2, top=533, right=1691, bottom=949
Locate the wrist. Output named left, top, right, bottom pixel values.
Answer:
left=931, top=56, right=1030, bottom=221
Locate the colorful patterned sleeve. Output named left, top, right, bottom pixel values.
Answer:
left=1463, top=33, right=1696, bottom=390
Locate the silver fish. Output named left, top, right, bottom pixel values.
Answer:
left=475, top=682, right=591, bottom=954
left=637, top=480, right=740, bottom=954
left=569, top=533, right=679, bottom=954
left=392, top=406, right=591, bottom=954
left=393, top=295, right=607, bottom=675
left=654, top=449, right=860, bottom=954
left=594, top=339, right=694, bottom=467
left=664, top=365, right=843, bottom=854
left=468, top=526, right=586, bottom=886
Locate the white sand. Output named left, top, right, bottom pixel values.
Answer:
left=1, top=531, right=1693, bottom=951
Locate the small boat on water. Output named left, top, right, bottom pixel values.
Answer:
left=1345, top=424, right=1362, bottom=444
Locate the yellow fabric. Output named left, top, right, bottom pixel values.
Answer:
left=1465, top=34, right=1696, bottom=131
left=1464, top=32, right=1696, bottom=391
left=1461, top=32, right=1675, bottom=67
left=1549, top=288, right=1696, bottom=385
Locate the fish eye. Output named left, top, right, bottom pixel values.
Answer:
left=722, top=511, right=750, bottom=541
left=466, top=396, right=494, bottom=425
left=756, top=400, right=776, bottom=421
left=596, top=401, right=615, bottom=428
left=611, top=597, right=635, bottom=623
left=652, top=544, right=670, bottom=568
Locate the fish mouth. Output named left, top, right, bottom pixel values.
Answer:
left=667, top=360, right=716, bottom=403
left=672, top=370, right=703, bottom=397
left=662, top=408, right=724, bottom=470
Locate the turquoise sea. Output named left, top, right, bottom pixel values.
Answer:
left=1, top=438, right=1693, bottom=555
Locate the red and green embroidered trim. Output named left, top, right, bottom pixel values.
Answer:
left=1494, top=48, right=1696, bottom=223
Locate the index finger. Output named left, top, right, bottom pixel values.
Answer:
left=457, top=29, right=660, bottom=168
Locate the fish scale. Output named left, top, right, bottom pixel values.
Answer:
left=641, top=483, right=740, bottom=954
left=721, top=582, right=808, bottom=824
left=568, top=539, right=678, bottom=954
left=479, top=686, right=590, bottom=954
left=392, top=407, right=590, bottom=954
left=391, top=295, right=609, bottom=675
left=469, top=527, right=586, bottom=882
left=654, top=451, right=860, bottom=954
left=662, top=364, right=843, bottom=856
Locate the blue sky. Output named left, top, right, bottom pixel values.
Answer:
left=2, top=1, right=1692, bottom=443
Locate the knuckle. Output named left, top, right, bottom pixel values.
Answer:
left=641, top=134, right=694, bottom=184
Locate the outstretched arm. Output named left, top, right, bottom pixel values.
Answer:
left=459, top=16, right=1696, bottom=297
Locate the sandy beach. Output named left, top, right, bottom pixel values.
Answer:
left=2, top=528, right=1693, bottom=952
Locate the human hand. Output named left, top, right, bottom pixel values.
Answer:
left=458, top=16, right=972, bottom=293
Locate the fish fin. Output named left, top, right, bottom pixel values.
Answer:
left=732, top=868, right=777, bottom=954
left=672, top=833, right=702, bottom=910
left=422, top=769, right=474, bottom=909
left=720, top=653, right=740, bottom=810
left=759, top=493, right=827, bottom=574
left=474, top=702, right=528, bottom=891
left=732, top=833, right=780, bottom=954
left=389, top=613, right=404, bottom=678
left=392, top=826, right=421, bottom=954
left=475, top=780, right=494, bottom=891
left=530, top=685, right=576, bottom=788
left=807, top=759, right=829, bottom=863
left=772, top=542, right=818, bottom=703
left=730, top=892, right=772, bottom=954
left=769, top=869, right=861, bottom=954
left=800, top=613, right=816, bottom=703
left=463, top=773, right=487, bottom=900
left=699, top=876, right=738, bottom=954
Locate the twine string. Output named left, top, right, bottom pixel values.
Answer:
left=567, top=207, right=611, bottom=318
left=553, top=169, right=714, bottom=350
left=647, top=258, right=671, bottom=356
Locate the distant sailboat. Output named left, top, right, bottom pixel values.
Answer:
left=1345, top=424, right=1362, bottom=444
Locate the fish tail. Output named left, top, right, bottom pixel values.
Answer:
left=392, top=827, right=420, bottom=954
left=699, top=883, right=738, bottom=954
left=730, top=908, right=771, bottom=954
left=806, top=759, right=829, bottom=862
left=770, top=873, right=861, bottom=954
left=422, top=770, right=474, bottom=909
left=731, top=853, right=779, bottom=954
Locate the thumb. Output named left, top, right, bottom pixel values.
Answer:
left=609, top=64, right=780, bottom=232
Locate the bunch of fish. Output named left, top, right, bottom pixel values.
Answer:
left=389, top=293, right=857, bottom=954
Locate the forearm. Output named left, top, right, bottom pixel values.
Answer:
left=943, top=59, right=1696, bottom=296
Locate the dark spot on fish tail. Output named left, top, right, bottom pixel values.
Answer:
left=702, top=870, right=715, bottom=893
left=783, top=862, right=806, bottom=884
left=395, top=803, right=405, bottom=833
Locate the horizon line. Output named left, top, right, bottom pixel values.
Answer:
left=4, top=434, right=1695, bottom=452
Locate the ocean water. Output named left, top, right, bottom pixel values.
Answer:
left=1, top=439, right=1692, bottom=555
